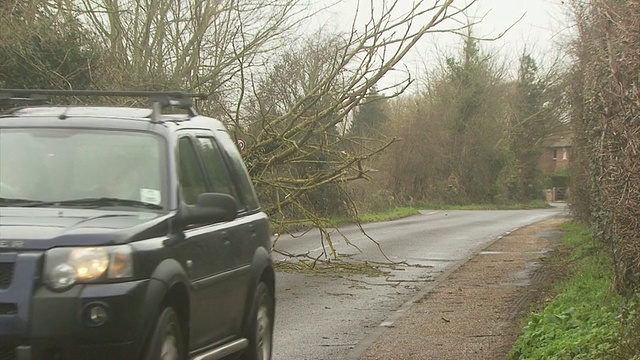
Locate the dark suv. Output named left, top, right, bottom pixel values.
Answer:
left=0, top=90, right=275, bottom=360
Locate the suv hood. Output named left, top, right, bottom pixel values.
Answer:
left=0, top=207, right=170, bottom=250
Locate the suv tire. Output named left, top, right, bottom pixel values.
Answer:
left=242, top=282, right=274, bottom=360
left=144, top=307, right=185, bottom=360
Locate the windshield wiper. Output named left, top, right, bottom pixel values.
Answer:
left=14, top=197, right=162, bottom=210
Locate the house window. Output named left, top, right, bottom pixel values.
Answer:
left=552, top=149, right=557, bottom=160
left=562, top=147, right=568, bottom=160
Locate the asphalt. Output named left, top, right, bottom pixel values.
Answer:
left=344, top=214, right=570, bottom=360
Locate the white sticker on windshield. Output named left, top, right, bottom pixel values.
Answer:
left=140, top=188, right=162, bottom=205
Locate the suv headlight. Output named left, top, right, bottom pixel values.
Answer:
left=43, top=245, right=133, bottom=291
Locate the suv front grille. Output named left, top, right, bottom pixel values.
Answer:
left=0, top=263, right=14, bottom=289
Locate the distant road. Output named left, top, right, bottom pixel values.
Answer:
left=272, top=205, right=566, bottom=359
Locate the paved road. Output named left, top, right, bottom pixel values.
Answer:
left=272, top=206, right=566, bottom=360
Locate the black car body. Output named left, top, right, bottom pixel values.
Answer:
left=0, top=90, right=275, bottom=360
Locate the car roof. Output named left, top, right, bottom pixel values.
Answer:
left=1, top=106, right=228, bottom=134
left=7, top=106, right=154, bottom=119
left=0, top=89, right=226, bottom=133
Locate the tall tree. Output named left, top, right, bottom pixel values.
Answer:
left=376, top=30, right=508, bottom=205
left=439, top=34, right=506, bottom=203
left=502, top=53, right=566, bottom=201
left=348, top=87, right=390, bottom=140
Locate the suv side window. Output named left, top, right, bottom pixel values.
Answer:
left=178, top=136, right=207, bottom=205
left=216, top=131, right=260, bottom=211
left=196, top=137, right=239, bottom=201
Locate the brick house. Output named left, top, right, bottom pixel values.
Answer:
left=539, top=133, right=572, bottom=201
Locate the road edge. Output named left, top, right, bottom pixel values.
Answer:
left=344, top=220, right=543, bottom=360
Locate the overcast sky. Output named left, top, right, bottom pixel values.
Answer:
left=310, top=0, right=571, bottom=89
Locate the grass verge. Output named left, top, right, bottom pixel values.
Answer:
left=507, top=221, right=639, bottom=359
left=270, top=201, right=551, bottom=233
left=418, top=199, right=550, bottom=210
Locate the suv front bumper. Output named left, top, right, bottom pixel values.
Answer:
left=1, top=273, right=155, bottom=360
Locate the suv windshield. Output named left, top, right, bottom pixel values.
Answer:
left=0, top=128, right=166, bottom=210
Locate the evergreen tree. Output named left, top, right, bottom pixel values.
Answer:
left=349, top=87, right=389, bottom=139
left=506, top=53, right=565, bottom=201
left=0, top=1, right=101, bottom=90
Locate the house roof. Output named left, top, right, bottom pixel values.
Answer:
left=544, top=132, right=573, bottom=148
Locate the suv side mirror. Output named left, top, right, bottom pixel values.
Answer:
left=181, top=193, right=239, bottom=226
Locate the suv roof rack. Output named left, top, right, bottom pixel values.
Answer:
left=0, top=89, right=208, bottom=123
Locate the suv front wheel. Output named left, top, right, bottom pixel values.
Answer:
left=242, top=282, right=274, bottom=360
left=144, top=307, right=185, bottom=360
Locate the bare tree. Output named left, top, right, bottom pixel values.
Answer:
left=229, top=1, right=477, bottom=256
left=4, top=0, right=477, bottom=259
left=53, top=0, right=311, bottom=115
